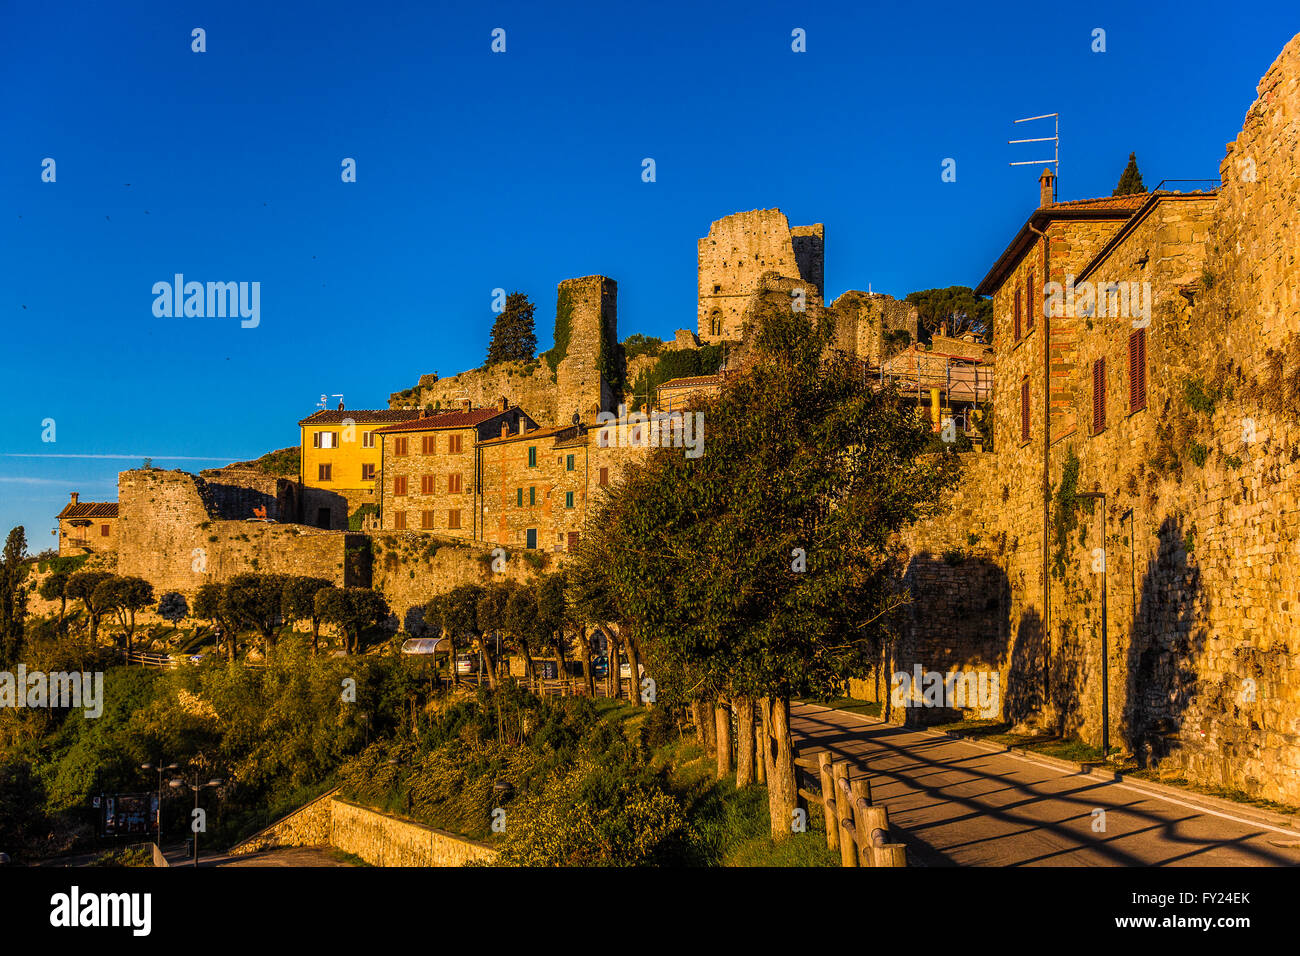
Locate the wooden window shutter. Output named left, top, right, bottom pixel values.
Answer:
left=1020, top=378, right=1030, bottom=442
left=1092, top=358, right=1106, bottom=433
left=1129, top=329, right=1147, bottom=411
left=1014, top=284, right=1022, bottom=341
left=1027, top=269, right=1035, bottom=331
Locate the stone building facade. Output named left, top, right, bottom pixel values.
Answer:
left=299, top=407, right=417, bottom=529
left=894, top=32, right=1300, bottom=806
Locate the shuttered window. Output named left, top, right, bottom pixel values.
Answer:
left=448, top=434, right=463, bottom=454
left=1026, top=269, right=1035, bottom=331
left=394, top=437, right=408, bottom=456
left=1128, top=329, right=1147, bottom=412
left=1020, top=378, right=1030, bottom=442
left=1092, top=358, right=1106, bottom=433
left=394, top=476, right=408, bottom=496
left=448, top=509, right=461, bottom=530
left=448, top=473, right=462, bottom=494
left=421, top=510, right=435, bottom=530
left=598, top=467, right=609, bottom=487
left=420, top=475, right=435, bottom=494
left=1014, top=284, right=1022, bottom=341
left=393, top=511, right=406, bottom=530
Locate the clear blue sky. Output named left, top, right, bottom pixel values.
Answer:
left=2, top=0, right=1296, bottom=547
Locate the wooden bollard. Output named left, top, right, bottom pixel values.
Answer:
left=818, top=753, right=838, bottom=852
left=849, top=779, right=872, bottom=864
left=873, top=843, right=907, bottom=867
left=832, top=760, right=857, bottom=868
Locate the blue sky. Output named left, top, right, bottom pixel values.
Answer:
left=2, top=0, right=1296, bottom=546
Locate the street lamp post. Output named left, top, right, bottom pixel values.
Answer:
left=141, top=761, right=178, bottom=844
left=169, top=772, right=223, bottom=867
left=1076, top=491, right=1109, bottom=757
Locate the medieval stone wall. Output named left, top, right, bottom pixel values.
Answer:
left=555, top=275, right=619, bottom=424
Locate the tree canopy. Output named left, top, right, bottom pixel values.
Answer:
left=485, top=291, right=538, bottom=365
left=1113, top=152, right=1146, bottom=196
left=904, top=286, right=992, bottom=342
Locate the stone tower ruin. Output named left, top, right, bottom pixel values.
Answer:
left=697, top=208, right=825, bottom=343
left=555, top=275, right=619, bottom=423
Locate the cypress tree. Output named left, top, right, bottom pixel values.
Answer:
left=485, top=292, right=538, bottom=365
left=1112, top=152, right=1146, bottom=196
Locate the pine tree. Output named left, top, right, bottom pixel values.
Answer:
left=1113, top=152, right=1146, bottom=196
left=485, top=292, right=538, bottom=365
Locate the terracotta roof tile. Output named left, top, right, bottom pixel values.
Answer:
left=372, top=408, right=518, bottom=434
left=298, top=409, right=422, bottom=426
left=657, top=374, right=724, bottom=389
left=57, top=502, right=118, bottom=519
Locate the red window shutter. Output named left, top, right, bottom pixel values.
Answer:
left=1027, top=270, right=1035, bottom=331
left=1129, top=329, right=1147, bottom=411
left=1020, top=378, right=1030, bottom=441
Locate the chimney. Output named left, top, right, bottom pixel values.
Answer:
left=464, top=399, right=472, bottom=412
left=336, top=400, right=345, bottom=411
left=501, top=421, right=509, bottom=438
left=500, top=396, right=509, bottom=411
left=1039, top=167, right=1056, bottom=207
left=70, top=492, right=79, bottom=505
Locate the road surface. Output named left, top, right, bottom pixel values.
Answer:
left=791, top=702, right=1300, bottom=866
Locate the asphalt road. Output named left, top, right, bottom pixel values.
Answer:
left=791, top=702, right=1300, bottom=867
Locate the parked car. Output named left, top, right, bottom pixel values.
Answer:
left=591, top=653, right=609, bottom=678
left=455, top=653, right=479, bottom=676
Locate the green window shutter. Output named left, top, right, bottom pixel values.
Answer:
left=565, top=491, right=574, bottom=509
left=528, top=446, right=537, bottom=467
left=516, top=488, right=522, bottom=507
left=529, top=486, right=536, bottom=506
left=566, top=454, right=574, bottom=471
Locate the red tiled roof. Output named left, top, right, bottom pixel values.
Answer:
left=57, top=502, right=118, bottom=519
left=1042, top=193, right=1150, bottom=212
left=371, top=408, right=517, bottom=434
left=478, top=425, right=578, bottom=447
left=298, top=409, right=422, bottom=426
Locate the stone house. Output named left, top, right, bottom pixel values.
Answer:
left=373, top=402, right=536, bottom=538
left=56, top=492, right=118, bottom=556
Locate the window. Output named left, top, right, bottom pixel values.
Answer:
left=598, top=466, right=609, bottom=487
left=1020, top=378, right=1030, bottom=442
left=313, top=431, right=339, bottom=449
left=393, top=510, right=407, bottom=530
left=362, top=431, right=375, bottom=449
left=1026, top=269, right=1035, bottom=331
left=448, top=473, right=462, bottom=494
left=448, top=434, right=462, bottom=454
left=394, top=437, right=409, bottom=456
left=421, top=435, right=436, bottom=455
left=394, top=476, right=408, bottom=496
left=1092, top=358, right=1107, bottom=433
left=1013, top=284, right=1022, bottom=341
left=566, top=454, right=575, bottom=472
left=448, top=509, right=461, bottom=530
left=362, top=463, right=376, bottom=481
left=565, top=491, right=574, bottom=509
left=318, top=463, right=332, bottom=481
left=598, top=430, right=610, bottom=447
left=528, top=486, right=536, bottom=507
left=1128, top=328, right=1147, bottom=412
left=100, top=524, right=110, bottom=537
left=421, top=509, right=435, bottom=530
left=528, top=446, right=537, bottom=467
left=420, top=475, right=435, bottom=494
left=526, top=528, right=537, bottom=550
left=516, top=488, right=523, bottom=507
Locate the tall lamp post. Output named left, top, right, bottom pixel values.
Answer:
left=169, top=773, right=223, bottom=867
left=141, top=761, right=179, bottom=844
left=1075, top=491, right=1109, bottom=757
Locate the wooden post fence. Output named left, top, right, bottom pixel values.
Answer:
left=806, top=755, right=907, bottom=868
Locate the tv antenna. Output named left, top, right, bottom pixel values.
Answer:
left=1009, top=112, right=1059, bottom=201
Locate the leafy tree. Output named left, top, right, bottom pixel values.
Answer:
left=92, top=576, right=154, bottom=656
left=536, top=571, right=576, bottom=685
left=504, top=584, right=543, bottom=681
left=1113, top=152, right=1146, bottom=196
left=281, top=577, right=333, bottom=655
left=157, top=591, right=189, bottom=625
left=485, top=291, right=538, bottom=365
left=37, top=571, right=72, bottom=637
left=315, top=588, right=389, bottom=655
left=222, top=573, right=289, bottom=660
left=0, top=527, right=29, bottom=665
left=583, top=297, right=959, bottom=839
left=476, top=582, right=518, bottom=679
left=192, top=582, right=237, bottom=660
left=438, top=584, right=492, bottom=688
left=65, top=570, right=115, bottom=647
left=904, top=286, right=993, bottom=342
